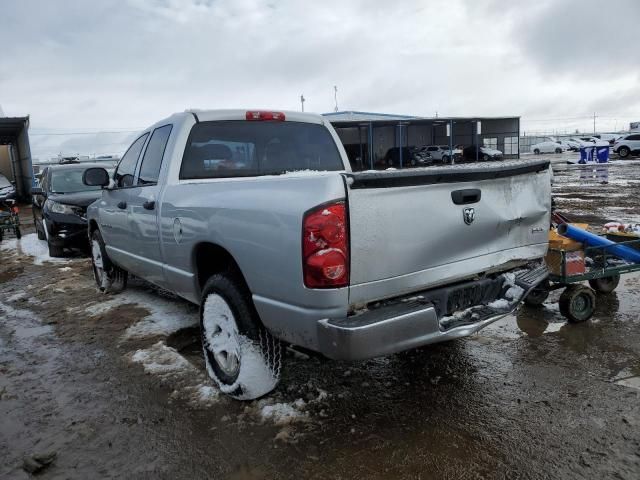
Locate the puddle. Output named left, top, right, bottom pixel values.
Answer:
left=612, top=366, right=640, bottom=391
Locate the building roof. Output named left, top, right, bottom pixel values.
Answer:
left=322, top=111, right=419, bottom=122
left=0, top=116, right=29, bottom=144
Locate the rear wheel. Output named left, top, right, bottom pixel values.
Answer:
left=200, top=274, right=281, bottom=400
left=555, top=148, right=562, bottom=154
left=588, top=274, right=620, bottom=294
left=482, top=154, right=490, bottom=161
left=618, top=146, right=630, bottom=158
left=533, top=149, right=541, bottom=155
left=442, top=154, right=450, bottom=163
left=559, top=285, right=596, bottom=323
left=90, top=229, right=127, bottom=293
left=524, top=281, right=550, bottom=306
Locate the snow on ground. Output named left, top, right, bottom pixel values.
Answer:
left=6, top=291, right=27, bottom=302
left=83, top=288, right=198, bottom=339
left=131, top=341, right=196, bottom=375
left=258, top=399, right=308, bottom=426
left=0, top=233, right=70, bottom=265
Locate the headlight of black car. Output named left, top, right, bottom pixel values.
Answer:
left=45, top=199, right=77, bottom=215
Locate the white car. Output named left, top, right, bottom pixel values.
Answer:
left=422, top=145, right=462, bottom=163
left=531, top=141, right=565, bottom=154
left=571, top=136, right=610, bottom=147
left=613, top=133, right=640, bottom=158
left=559, top=139, right=581, bottom=151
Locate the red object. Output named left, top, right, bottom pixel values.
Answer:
left=564, top=251, right=585, bottom=275
left=302, top=202, right=349, bottom=288
left=245, top=111, right=286, bottom=121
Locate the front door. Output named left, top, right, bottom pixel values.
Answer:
left=125, top=124, right=173, bottom=287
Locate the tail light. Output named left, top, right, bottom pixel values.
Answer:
left=302, top=201, right=349, bottom=288
left=11, top=206, right=19, bottom=214
left=246, top=111, right=285, bottom=121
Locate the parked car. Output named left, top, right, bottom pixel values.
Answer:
left=613, top=133, right=640, bottom=158
left=423, top=145, right=462, bottom=163
left=531, top=141, right=565, bottom=154
left=0, top=174, right=16, bottom=201
left=593, top=134, right=620, bottom=146
left=462, top=145, right=503, bottom=161
left=571, top=136, right=609, bottom=147
left=31, top=163, right=110, bottom=257
left=83, top=109, right=551, bottom=400
left=558, top=139, right=581, bottom=151
left=381, top=146, right=432, bottom=168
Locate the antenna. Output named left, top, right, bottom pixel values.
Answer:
left=300, top=94, right=305, bottom=112
left=333, top=85, right=339, bottom=112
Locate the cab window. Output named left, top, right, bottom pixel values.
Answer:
left=115, top=133, right=149, bottom=188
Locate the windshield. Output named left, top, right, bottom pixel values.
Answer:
left=0, top=174, right=10, bottom=188
left=50, top=168, right=103, bottom=194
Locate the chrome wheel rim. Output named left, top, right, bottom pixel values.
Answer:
left=202, top=295, right=241, bottom=378
left=91, top=239, right=105, bottom=285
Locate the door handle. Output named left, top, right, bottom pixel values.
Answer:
left=117, top=201, right=127, bottom=209
left=451, top=189, right=481, bottom=205
left=143, top=200, right=155, bottom=211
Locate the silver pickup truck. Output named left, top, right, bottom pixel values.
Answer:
left=83, top=109, right=550, bottom=400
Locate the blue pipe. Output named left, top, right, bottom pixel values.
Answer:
left=557, top=223, right=640, bottom=263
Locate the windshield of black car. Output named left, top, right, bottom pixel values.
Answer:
left=50, top=168, right=103, bottom=193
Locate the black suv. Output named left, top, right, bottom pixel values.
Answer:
left=32, top=163, right=111, bottom=256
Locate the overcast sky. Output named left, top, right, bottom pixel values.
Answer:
left=1, top=0, right=639, bottom=158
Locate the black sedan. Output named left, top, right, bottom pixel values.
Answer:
left=31, top=163, right=110, bottom=257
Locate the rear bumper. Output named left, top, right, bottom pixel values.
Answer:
left=317, top=263, right=548, bottom=361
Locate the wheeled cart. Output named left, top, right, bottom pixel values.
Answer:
left=524, top=238, right=640, bottom=322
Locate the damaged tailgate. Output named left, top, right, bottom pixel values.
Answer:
left=344, top=159, right=551, bottom=305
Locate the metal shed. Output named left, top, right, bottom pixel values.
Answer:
left=0, top=116, right=33, bottom=201
left=324, top=111, right=520, bottom=171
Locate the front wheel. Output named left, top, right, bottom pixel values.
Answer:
left=482, top=154, right=490, bottom=161
left=48, top=240, right=64, bottom=258
left=533, top=149, right=541, bottom=155
left=442, top=154, right=450, bottom=164
left=200, top=274, right=281, bottom=400
left=555, top=148, right=562, bottom=154
left=91, top=229, right=127, bottom=293
left=589, top=275, right=620, bottom=294
left=559, top=285, right=596, bottom=323
left=618, top=146, right=630, bottom=158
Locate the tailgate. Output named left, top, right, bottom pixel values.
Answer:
left=345, top=159, right=551, bottom=305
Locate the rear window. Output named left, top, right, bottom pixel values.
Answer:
left=180, top=121, right=344, bottom=179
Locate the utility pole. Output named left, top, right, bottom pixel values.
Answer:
left=593, top=112, right=597, bottom=134
left=333, top=85, right=339, bottom=112
left=300, top=94, right=305, bottom=112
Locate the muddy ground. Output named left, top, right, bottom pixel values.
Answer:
left=1, top=158, right=639, bottom=479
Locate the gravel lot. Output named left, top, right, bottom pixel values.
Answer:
left=1, top=157, right=639, bottom=479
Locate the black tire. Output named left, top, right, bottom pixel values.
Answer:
left=559, top=285, right=596, bottom=323
left=15, top=227, right=21, bottom=240
left=524, top=281, right=550, bottom=306
left=200, top=273, right=281, bottom=400
left=90, top=229, right=127, bottom=293
left=36, top=222, right=45, bottom=240
left=0, top=229, right=3, bottom=242
left=47, top=240, right=64, bottom=258
left=588, top=275, right=620, bottom=294
left=618, top=146, right=630, bottom=158
left=555, top=148, right=562, bottom=154
left=483, top=154, right=490, bottom=161
left=442, top=154, right=450, bottom=163
left=533, top=149, right=541, bottom=155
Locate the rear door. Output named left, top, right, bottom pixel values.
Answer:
left=125, top=124, right=173, bottom=286
left=346, top=160, right=551, bottom=304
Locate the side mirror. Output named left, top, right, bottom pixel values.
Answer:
left=83, top=167, right=110, bottom=187
left=31, top=186, right=44, bottom=196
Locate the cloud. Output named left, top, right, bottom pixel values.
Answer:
left=1, top=0, right=639, bottom=158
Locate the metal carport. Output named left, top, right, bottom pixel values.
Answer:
left=0, top=116, right=34, bottom=201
